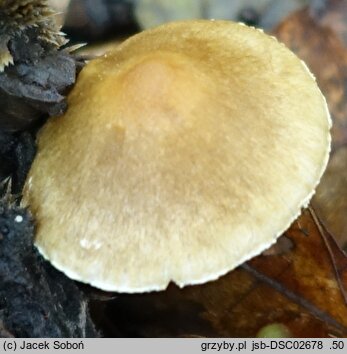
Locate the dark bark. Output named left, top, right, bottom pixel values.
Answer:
left=0, top=195, right=99, bottom=338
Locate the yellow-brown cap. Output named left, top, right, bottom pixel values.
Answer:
left=23, top=20, right=331, bottom=292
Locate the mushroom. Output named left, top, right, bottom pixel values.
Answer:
left=23, top=20, right=331, bottom=293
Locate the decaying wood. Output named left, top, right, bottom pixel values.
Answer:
left=0, top=191, right=99, bottom=338
left=0, top=0, right=82, bottom=132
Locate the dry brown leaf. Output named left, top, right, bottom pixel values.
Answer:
left=275, top=2, right=347, bottom=150
left=310, top=0, right=347, bottom=46
left=274, top=1, right=347, bottom=247
left=93, top=211, right=347, bottom=337
left=313, top=147, right=347, bottom=247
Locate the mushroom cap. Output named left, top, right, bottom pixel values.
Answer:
left=23, top=20, right=331, bottom=292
